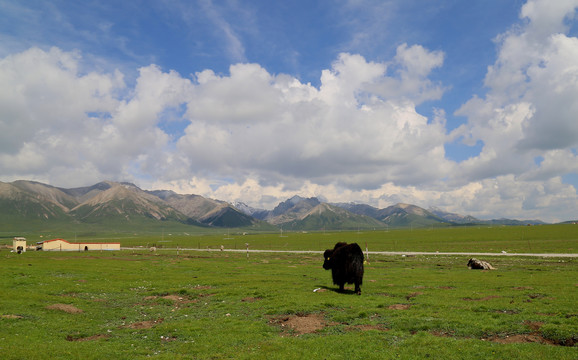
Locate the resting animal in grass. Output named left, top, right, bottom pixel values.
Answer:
left=323, top=242, right=364, bottom=295
left=467, top=258, right=495, bottom=270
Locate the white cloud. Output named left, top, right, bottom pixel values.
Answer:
left=177, top=51, right=451, bottom=189
left=521, top=0, right=578, bottom=38
left=2, top=0, right=578, bottom=225
left=0, top=47, right=191, bottom=186
left=0, top=47, right=120, bottom=152
left=521, top=149, right=578, bottom=181
left=0, top=44, right=452, bottom=194
left=454, top=0, right=578, bottom=183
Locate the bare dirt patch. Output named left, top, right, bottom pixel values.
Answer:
left=124, top=318, right=164, bottom=329
left=269, top=313, right=327, bottom=336
left=406, top=292, right=423, bottom=300
left=46, top=304, right=83, bottom=314
left=241, top=297, right=262, bottom=302
left=463, top=296, right=500, bottom=301
left=524, top=320, right=544, bottom=331
left=482, top=334, right=556, bottom=345
left=431, top=329, right=559, bottom=346
left=66, top=334, right=109, bottom=342
left=388, top=304, right=411, bottom=310
left=432, top=320, right=574, bottom=347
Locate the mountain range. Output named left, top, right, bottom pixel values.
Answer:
left=0, top=180, right=547, bottom=233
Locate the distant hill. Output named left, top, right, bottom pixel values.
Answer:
left=334, top=202, right=448, bottom=227
left=482, top=218, right=547, bottom=226
left=69, top=182, right=190, bottom=224
left=428, top=207, right=479, bottom=224
left=0, top=179, right=551, bottom=232
left=254, top=196, right=322, bottom=225
left=151, top=190, right=268, bottom=228
left=0, top=180, right=271, bottom=232
left=279, top=203, right=386, bottom=231
left=150, top=191, right=248, bottom=227
left=0, top=181, right=71, bottom=223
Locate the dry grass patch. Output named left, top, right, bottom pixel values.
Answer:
left=388, top=304, right=411, bottom=310
left=46, top=304, right=83, bottom=314
left=1, top=314, right=24, bottom=319
left=143, top=293, right=199, bottom=307
left=192, top=285, right=213, bottom=290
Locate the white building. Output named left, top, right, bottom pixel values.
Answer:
left=13, top=237, right=26, bottom=253
left=38, top=238, right=121, bottom=251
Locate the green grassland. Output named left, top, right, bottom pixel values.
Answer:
left=1, top=235, right=577, bottom=359
left=3, top=223, right=575, bottom=254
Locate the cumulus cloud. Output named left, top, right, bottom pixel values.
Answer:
left=1, top=44, right=451, bottom=194
left=1, top=0, right=577, bottom=223
left=0, top=47, right=190, bottom=185
left=178, top=50, right=451, bottom=190
left=453, top=0, right=578, bottom=181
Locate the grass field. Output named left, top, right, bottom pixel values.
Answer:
left=1, top=254, right=576, bottom=358
left=3, top=223, right=577, bottom=253
left=1, top=225, right=577, bottom=359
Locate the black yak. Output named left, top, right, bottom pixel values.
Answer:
left=323, top=242, right=364, bottom=295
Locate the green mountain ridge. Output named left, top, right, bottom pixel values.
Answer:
left=0, top=180, right=263, bottom=232
left=282, top=203, right=387, bottom=231
left=0, top=180, right=549, bottom=233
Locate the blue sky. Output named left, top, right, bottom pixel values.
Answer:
left=1, top=0, right=577, bottom=222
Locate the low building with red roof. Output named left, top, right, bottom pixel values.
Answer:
left=38, top=238, right=120, bottom=251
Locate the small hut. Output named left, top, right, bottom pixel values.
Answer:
left=13, top=237, right=27, bottom=253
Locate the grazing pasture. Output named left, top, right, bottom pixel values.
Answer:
left=1, top=231, right=576, bottom=359
left=5, top=223, right=575, bottom=254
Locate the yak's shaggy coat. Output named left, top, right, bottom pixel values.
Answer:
left=323, top=242, right=364, bottom=295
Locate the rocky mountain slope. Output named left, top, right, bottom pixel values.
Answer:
left=0, top=180, right=264, bottom=230
left=0, top=180, right=548, bottom=232
left=280, top=202, right=387, bottom=230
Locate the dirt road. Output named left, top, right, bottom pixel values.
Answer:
left=126, top=247, right=577, bottom=258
